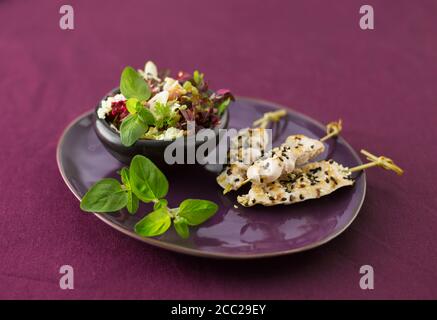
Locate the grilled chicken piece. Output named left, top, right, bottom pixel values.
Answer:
left=238, top=160, right=354, bottom=207
left=217, top=128, right=270, bottom=191
left=246, top=135, right=325, bottom=184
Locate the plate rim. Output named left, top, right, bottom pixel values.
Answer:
left=56, top=96, right=366, bottom=259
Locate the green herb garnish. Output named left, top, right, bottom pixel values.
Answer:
left=217, top=97, right=231, bottom=116
left=193, top=70, right=204, bottom=86
left=119, top=67, right=155, bottom=146
left=120, top=66, right=151, bottom=101
left=80, top=179, right=128, bottom=213
left=80, top=155, right=218, bottom=239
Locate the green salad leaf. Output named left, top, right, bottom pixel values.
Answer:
left=120, top=66, right=151, bottom=101
left=135, top=207, right=171, bottom=237
left=80, top=179, right=127, bottom=212
left=79, top=155, right=219, bottom=239
left=174, top=217, right=190, bottom=239
left=178, top=199, right=218, bottom=225
left=120, top=167, right=139, bottom=214
left=129, top=155, right=168, bottom=202
left=120, top=114, right=149, bottom=147
left=217, top=97, right=231, bottom=116
left=153, top=102, right=172, bottom=129
left=137, top=107, right=155, bottom=125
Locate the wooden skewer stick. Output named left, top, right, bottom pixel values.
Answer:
left=225, top=149, right=403, bottom=195
left=349, top=149, right=404, bottom=175
left=252, top=109, right=287, bottom=128
left=320, top=119, right=342, bottom=142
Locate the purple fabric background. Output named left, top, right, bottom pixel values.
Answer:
left=1, top=0, right=436, bottom=299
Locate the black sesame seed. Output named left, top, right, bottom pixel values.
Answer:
left=269, top=196, right=275, bottom=201
left=299, top=194, right=304, bottom=200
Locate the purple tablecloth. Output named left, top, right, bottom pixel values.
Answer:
left=1, top=0, right=436, bottom=299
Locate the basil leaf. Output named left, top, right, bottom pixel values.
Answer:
left=126, top=98, right=139, bottom=114
left=154, top=199, right=168, bottom=210
left=120, top=167, right=131, bottom=188
left=120, top=66, right=151, bottom=101
left=134, top=207, right=171, bottom=237
left=126, top=98, right=155, bottom=126
left=137, top=107, right=155, bottom=125
left=174, top=217, right=190, bottom=239
left=126, top=191, right=139, bottom=214
left=120, top=114, right=148, bottom=147
left=217, top=97, right=231, bottom=116
left=130, top=155, right=169, bottom=202
left=178, top=199, right=218, bottom=225
left=80, top=179, right=127, bottom=212
left=120, top=168, right=138, bottom=214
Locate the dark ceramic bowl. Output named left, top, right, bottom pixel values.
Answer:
left=94, top=88, right=230, bottom=165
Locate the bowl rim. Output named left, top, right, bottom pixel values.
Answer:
left=94, top=87, right=230, bottom=147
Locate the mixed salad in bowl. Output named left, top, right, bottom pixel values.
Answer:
left=97, top=61, right=234, bottom=146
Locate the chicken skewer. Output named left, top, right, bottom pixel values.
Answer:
left=237, top=149, right=403, bottom=207
left=220, top=119, right=343, bottom=193
left=217, top=110, right=287, bottom=193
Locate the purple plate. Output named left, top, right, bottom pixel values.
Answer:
left=57, top=97, right=366, bottom=259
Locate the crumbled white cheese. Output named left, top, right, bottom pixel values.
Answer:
left=148, top=91, right=169, bottom=110
left=97, top=94, right=126, bottom=119
left=138, top=61, right=159, bottom=81
left=112, top=94, right=126, bottom=102
left=156, top=127, right=185, bottom=140
left=163, top=77, right=186, bottom=100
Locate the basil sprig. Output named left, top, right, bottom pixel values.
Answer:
left=80, top=155, right=218, bottom=239
left=119, top=67, right=155, bottom=147
left=120, top=67, right=151, bottom=101
left=80, top=179, right=128, bottom=213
